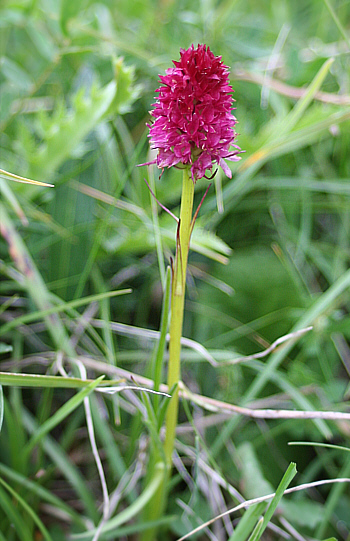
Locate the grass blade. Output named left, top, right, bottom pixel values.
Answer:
left=71, top=462, right=165, bottom=540
left=228, top=502, right=267, bottom=541
left=153, top=265, right=171, bottom=408
left=247, top=517, right=264, bottom=541
left=260, top=463, right=297, bottom=536
left=0, top=372, right=118, bottom=388
left=0, top=478, right=53, bottom=541
left=24, top=376, right=105, bottom=455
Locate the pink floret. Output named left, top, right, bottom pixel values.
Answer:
left=147, top=44, right=242, bottom=181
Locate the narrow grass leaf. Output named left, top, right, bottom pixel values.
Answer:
left=0, top=168, right=54, bottom=187
left=0, top=385, right=3, bottom=432
left=0, top=478, right=53, bottom=541
left=157, top=382, right=177, bottom=431
left=289, top=441, right=350, bottom=453
left=228, top=502, right=267, bottom=541
left=274, top=58, right=334, bottom=138
left=101, top=516, right=175, bottom=540
left=24, top=376, right=105, bottom=455
left=0, top=288, right=132, bottom=336
left=91, top=267, right=117, bottom=366
left=71, top=462, right=165, bottom=540
left=247, top=517, right=264, bottom=541
left=0, top=463, right=85, bottom=526
left=244, top=269, right=350, bottom=403
left=0, top=484, right=33, bottom=541
left=141, top=391, right=166, bottom=460
left=260, top=463, right=297, bottom=535
left=23, top=408, right=100, bottom=522
left=0, top=372, right=119, bottom=389
left=316, top=457, right=350, bottom=539
left=153, top=266, right=171, bottom=407
left=323, top=0, right=350, bottom=48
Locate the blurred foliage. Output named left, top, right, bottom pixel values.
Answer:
left=0, top=0, right=350, bottom=539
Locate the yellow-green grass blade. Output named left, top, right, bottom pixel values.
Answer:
left=23, top=376, right=104, bottom=456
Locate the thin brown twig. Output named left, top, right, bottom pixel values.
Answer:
left=143, top=177, right=179, bottom=222
left=220, top=326, right=313, bottom=365
left=232, top=67, right=350, bottom=105
left=190, top=183, right=212, bottom=236
left=176, top=477, right=350, bottom=541
left=74, top=357, right=350, bottom=422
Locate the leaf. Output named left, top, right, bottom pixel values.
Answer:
left=0, top=484, right=33, bottom=540
left=0, top=288, right=132, bottom=336
left=70, top=462, right=165, bottom=540
left=106, top=57, right=141, bottom=116
left=23, top=376, right=105, bottom=455
left=237, top=442, right=274, bottom=499
left=0, top=478, right=53, bottom=541
left=0, top=343, right=12, bottom=354
left=60, top=0, right=91, bottom=34
left=0, top=169, right=53, bottom=188
left=0, top=372, right=118, bottom=389
left=0, top=56, right=33, bottom=91
left=283, top=499, right=324, bottom=528
left=0, top=385, right=3, bottom=432
left=247, top=517, right=264, bottom=541
left=29, top=60, right=139, bottom=181
left=228, top=502, right=267, bottom=541
left=260, top=463, right=297, bottom=535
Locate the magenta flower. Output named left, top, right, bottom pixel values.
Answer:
left=143, top=44, right=241, bottom=181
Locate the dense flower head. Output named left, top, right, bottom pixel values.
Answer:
left=146, top=44, right=241, bottom=181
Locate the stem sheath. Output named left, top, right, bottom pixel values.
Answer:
left=141, top=168, right=194, bottom=541
left=164, top=167, right=194, bottom=466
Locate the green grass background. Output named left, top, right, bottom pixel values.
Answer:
left=0, top=0, right=350, bottom=539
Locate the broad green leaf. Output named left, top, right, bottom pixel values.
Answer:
left=237, top=442, right=274, bottom=499
left=283, top=499, right=323, bottom=528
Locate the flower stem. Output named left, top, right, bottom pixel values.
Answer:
left=141, top=168, right=194, bottom=541
left=164, top=167, right=194, bottom=466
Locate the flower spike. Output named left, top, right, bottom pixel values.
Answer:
left=142, top=44, right=242, bottom=181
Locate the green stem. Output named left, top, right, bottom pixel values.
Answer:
left=141, top=167, right=194, bottom=541
left=164, top=167, right=194, bottom=466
